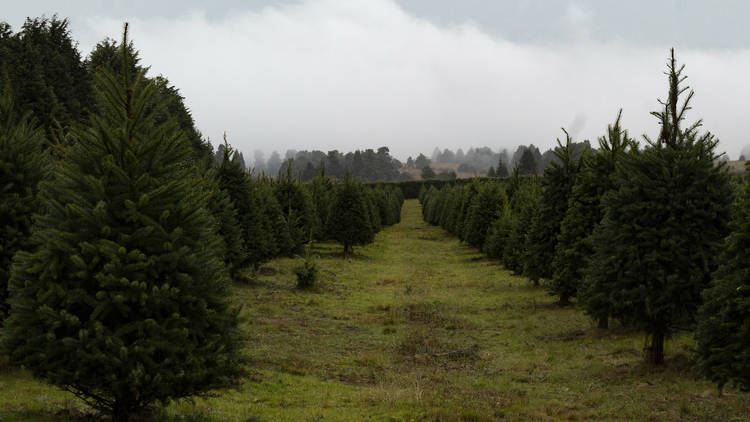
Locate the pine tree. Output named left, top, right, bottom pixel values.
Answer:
left=695, top=163, right=750, bottom=392
left=0, top=17, right=93, bottom=140
left=496, top=158, right=509, bottom=178
left=484, top=198, right=513, bottom=260
left=463, top=182, right=506, bottom=249
left=301, top=161, right=316, bottom=181
left=417, top=184, right=428, bottom=204
left=364, top=187, right=382, bottom=234
left=523, top=130, right=581, bottom=287
left=256, top=178, right=292, bottom=258
left=89, top=37, right=212, bottom=162
left=1, top=27, right=244, bottom=421
left=421, top=165, right=436, bottom=180
left=438, top=185, right=459, bottom=231
left=328, top=174, right=374, bottom=256
left=503, top=177, right=541, bottom=274
left=455, top=181, right=480, bottom=241
left=0, top=80, right=48, bottom=320
left=274, top=162, right=316, bottom=255
left=215, top=138, right=273, bottom=268
left=205, top=175, right=245, bottom=280
left=518, top=148, right=538, bottom=175
left=586, top=50, right=732, bottom=364
left=551, top=111, right=633, bottom=310
left=308, top=167, right=333, bottom=240
left=487, top=166, right=496, bottom=178
left=427, top=185, right=452, bottom=227
left=388, top=185, right=405, bottom=224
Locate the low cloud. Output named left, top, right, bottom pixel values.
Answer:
left=76, top=0, right=750, bottom=159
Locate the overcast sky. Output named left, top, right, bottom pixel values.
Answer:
left=5, top=0, right=750, bottom=160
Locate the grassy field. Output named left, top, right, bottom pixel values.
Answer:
left=2, top=199, right=749, bottom=421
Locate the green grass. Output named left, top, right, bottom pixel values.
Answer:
left=1, top=199, right=749, bottom=421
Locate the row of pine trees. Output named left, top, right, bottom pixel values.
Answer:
left=0, top=25, right=403, bottom=421
left=214, top=141, right=405, bottom=277
left=420, top=51, right=748, bottom=393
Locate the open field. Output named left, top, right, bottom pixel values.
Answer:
left=1, top=199, right=748, bottom=421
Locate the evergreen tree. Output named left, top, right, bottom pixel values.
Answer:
left=438, top=185, right=459, bottom=231
left=427, top=186, right=448, bottom=226
left=308, top=167, right=333, bottom=240
left=256, top=178, right=293, bottom=257
left=421, top=165, right=436, bottom=180
left=388, top=185, right=405, bottom=224
left=463, top=182, right=506, bottom=249
left=0, top=81, right=48, bottom=319
left=487, top=166, right=496, bottom=178
left=204, top=174, right=245, bottom=280
left=364, top=187, right=382, bottom=234
left=696, top=163, right=750, bottom=392
left=301, top=161, right=317, bottom=181
left=496, top=158, right=509, bottom=178
left=216, top=138, right=274, bottom=268
left=524, top=130, right=581, bottom=287
left=415, top=153, right=430, bottom=169
left=503, top=178, right=541, bottom=274
left=518, top=147, right=539, bottom=175
left=328, top=174, right=374, bottom=256
left=484, top=198, right=513, bottom=260
left=417, top=184, right=428, bottom=204
left=0, top=17, right=93, bottom=140
left=586, top=50, right=732, bottom=364
left=88, top=38, right=212, bottom=161
left=1, top=27, right=244, bottom=420
left=455, top=181, right=480, bottom=241
left=266, top=150, right=282, bottom=176
left=551, top=111, right=632, bottom=309
left=274, top=162, right=316, bottom=255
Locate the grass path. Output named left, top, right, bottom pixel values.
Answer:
left=2, top=199, right=748, bottom=421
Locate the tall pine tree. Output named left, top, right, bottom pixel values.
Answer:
left=523, top=130, right=581, bottom=287
left=215, top=138, right=274, bottom=268
left=328, top=174, right=374, bottom=257
left=1, top=27, right=244, bottom=420
left=274, top=162, right=316, bottom=255
left=551, top=111, right=633, bottom=309
left=585, top=50, right=732, bottom=364
left=503, top=176, right=541, bottom=274
left=463, top=181, right=506, bottom=250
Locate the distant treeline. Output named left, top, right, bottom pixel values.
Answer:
left=402, top=142, right=592, bottom=178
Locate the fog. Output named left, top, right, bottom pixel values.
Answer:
left=9, top=0, right=750, bottom=159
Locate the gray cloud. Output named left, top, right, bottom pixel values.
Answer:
left=5, top=0, right=750, bottom=159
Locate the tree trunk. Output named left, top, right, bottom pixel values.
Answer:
left=558, top=294, right=571, bottom=307
left=597, top=317, right=608, bottom=329
left=647, top=330, right=665, bottom=365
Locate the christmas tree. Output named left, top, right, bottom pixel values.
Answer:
left=2, top=26, right=244, bottom=420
